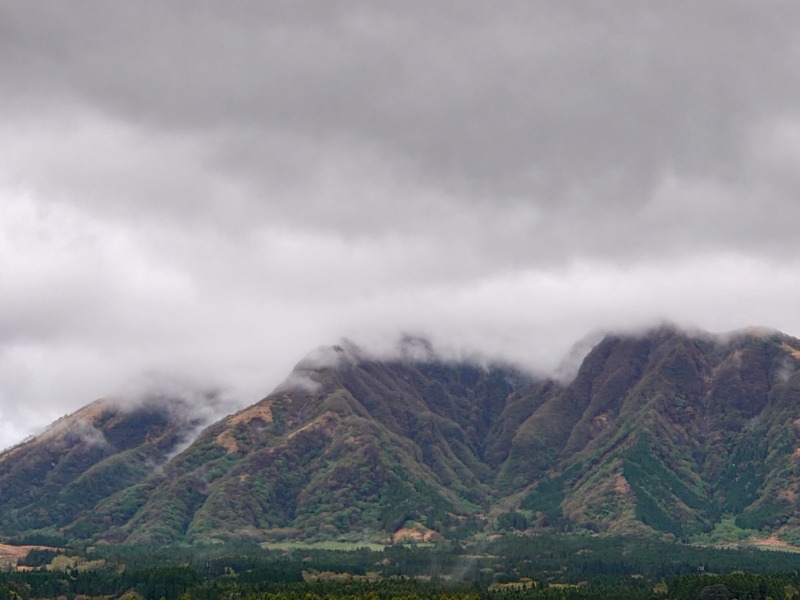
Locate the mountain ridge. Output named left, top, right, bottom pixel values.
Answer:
left=2, top=324, right=800, bottom=547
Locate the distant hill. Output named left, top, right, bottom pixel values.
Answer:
left=2, top=326, right=800, bottom=546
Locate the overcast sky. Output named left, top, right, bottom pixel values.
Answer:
left=2, top=1, right=800, bottom=448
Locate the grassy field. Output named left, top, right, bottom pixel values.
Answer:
left=691, top=516, right=800, bottom=553
left=692, top=515, right=757, bottom=545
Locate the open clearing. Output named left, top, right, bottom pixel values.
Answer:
left=751, top=535, right=800, bottom=553
left=0, top=543, right=58, bottom=566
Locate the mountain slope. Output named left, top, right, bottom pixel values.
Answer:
left=0, top=393, right=229, bottom=542
left=2, top=326, right=800, bottom=546
left=520, top=327, right=800, bottom=540
left=85, top=345, right=553, bottom=544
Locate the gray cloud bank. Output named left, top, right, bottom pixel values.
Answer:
left=2, top=1, right=800, bottom=448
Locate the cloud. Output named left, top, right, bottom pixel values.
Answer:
left=2, top=2, right=800, bottom=448
left=66, top=420, right=110, bottom=449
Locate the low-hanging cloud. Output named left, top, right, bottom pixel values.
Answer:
left=3, top=2, right=800, bottom=448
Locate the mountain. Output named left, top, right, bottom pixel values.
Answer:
left=0, top=392, right=229, bottom=543
left=517, top=326, right=800, bottom=541
left=2, top=326, right=800, bottom=546
left=69, top=342, right=556, bottom=545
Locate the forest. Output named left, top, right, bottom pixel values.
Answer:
left=1, top=534, right=800, bottom=600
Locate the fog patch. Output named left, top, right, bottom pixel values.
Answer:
left=552, top=330, right=606, bottom=385
left=67, top=419, right=110, bottom=449
left=273, top=371, right=321, bottom=394
left=397, top=335, right=436, bottom=363
left=113, top=371, right=240, bottom=419
left=111, top=371, right=243, bottom=463
left=279, top=343, right=363, bottom=394
left=294, top=343, right=361, bottom=372
left=300, top=334, right=553, bottom=391
left=774, top=356, right=798, bottom=385
left=714, top=325, right=780, bottom=345
left=344, top=331, right=514, bottom=371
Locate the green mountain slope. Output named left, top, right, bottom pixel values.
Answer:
left=520, top=327, right=800, bottom=540
left=2, top=326, right=800, bottom=546
left=85, top=346, right=553, bottom=544
left=0, top=394, right=223, bottom=541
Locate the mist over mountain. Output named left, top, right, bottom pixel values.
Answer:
left=2, top=325, right=800, bottom=548
left=5, top=3, right=800, bottom=461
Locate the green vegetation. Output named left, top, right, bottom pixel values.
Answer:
left=4, top=327, right=800, bottom=548
left=624, top=435, right=717, bottom=537
left=520, top=474, right=568, bottom=526
left=496, top=511, right=529, bottom=531
left=691, top=515, right=758, bottom=545
left=735, top=500, right=792, bottom=531
left=717, top=437, right=768, bottom=514
left=3, top=536, right=800, bottom=600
